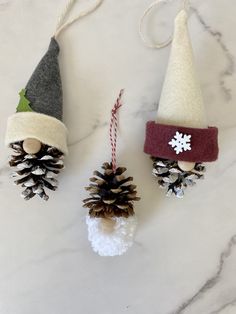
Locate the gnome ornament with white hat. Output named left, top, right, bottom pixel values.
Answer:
left=142, top=2, right=219, bottom=198
left=5, top=0, right=103, bottom=200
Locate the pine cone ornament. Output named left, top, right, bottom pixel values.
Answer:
left=9, top=141, right=64, bottom=201
left=5, top=38, right=68, bottom=200
left=83, top=162, right=140, bottom=218
left=143, top=9, right=218, bottom=197
left=84, top=90, right=140, bottom=256
left=152, top=157, right=205, bottom=198
left=84, top=162, right=140, bottom=257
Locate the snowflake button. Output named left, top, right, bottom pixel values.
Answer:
left=168, top=131, right=192, bottom=155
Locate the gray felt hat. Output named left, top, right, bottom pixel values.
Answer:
left=5, top=38, right=68, bottom=154
left=26, top=37, right=63, bottom=121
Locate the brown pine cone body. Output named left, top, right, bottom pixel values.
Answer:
left=83, top=162, right=140, bottom=218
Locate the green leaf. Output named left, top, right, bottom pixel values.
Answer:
left=16, top=89, right=33, bottom=112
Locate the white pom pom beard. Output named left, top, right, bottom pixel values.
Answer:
left=86, top=215, right=138, bottom=257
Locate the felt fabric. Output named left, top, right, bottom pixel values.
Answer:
left=5, top=112, right=68, bottom=155
left=144, top=121, right=218, bottom=162
left=25, top=37, right=63, bottom=121
left=157, top=10, right=207, bottom=128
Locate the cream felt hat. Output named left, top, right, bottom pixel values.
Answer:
left=144, top=9, right=218, bottom=163
left=157, top=10, right=207, bottom=128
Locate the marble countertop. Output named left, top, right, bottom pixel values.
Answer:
left=0, top=0, right=236, bottom=313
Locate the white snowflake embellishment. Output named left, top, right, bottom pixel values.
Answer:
left=168, top=131, right=192, bottom=155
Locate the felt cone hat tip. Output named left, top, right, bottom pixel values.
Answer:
left=25, top=38, right=63, bottom=121
left=157, top=10, right=207, bottom=129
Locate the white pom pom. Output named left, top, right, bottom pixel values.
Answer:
left=86, top=215, right=137, bottom=256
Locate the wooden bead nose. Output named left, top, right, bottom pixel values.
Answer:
left=99, top=218, right=116, bottom=234
left=23, top=138, right=42, bottom=154
left=178, top=161, right=196, bottom=172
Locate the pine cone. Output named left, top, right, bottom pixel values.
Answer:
left=152, top=157, right=205, bottom=198
left=83, top=162, right=140, bottom=218
left=9, top=141, right=64, bottom=201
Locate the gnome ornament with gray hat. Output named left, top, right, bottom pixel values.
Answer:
left=5, top=37, right=67, bottom=201
left=5, top=0, right=103, bottom=200
left=143, top=6, right=219, bottom=198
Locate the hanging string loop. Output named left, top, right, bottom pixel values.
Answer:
left=54, top=0, right=103, bottom=39
left=109, top=89, right=124, bottom=173
left=139, top=0, right=189, bottom=49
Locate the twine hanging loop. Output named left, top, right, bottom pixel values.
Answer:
left=139, top=0, right=189, bottom=49
left=54, top=0, right=103, bottom=38
left=109, top=89, right=124, bottom=173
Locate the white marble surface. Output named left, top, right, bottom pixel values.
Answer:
left=0, top=0, right=236, bottom=313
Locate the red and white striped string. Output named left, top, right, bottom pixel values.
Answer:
left=109, top=89, right=124, bottom=173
